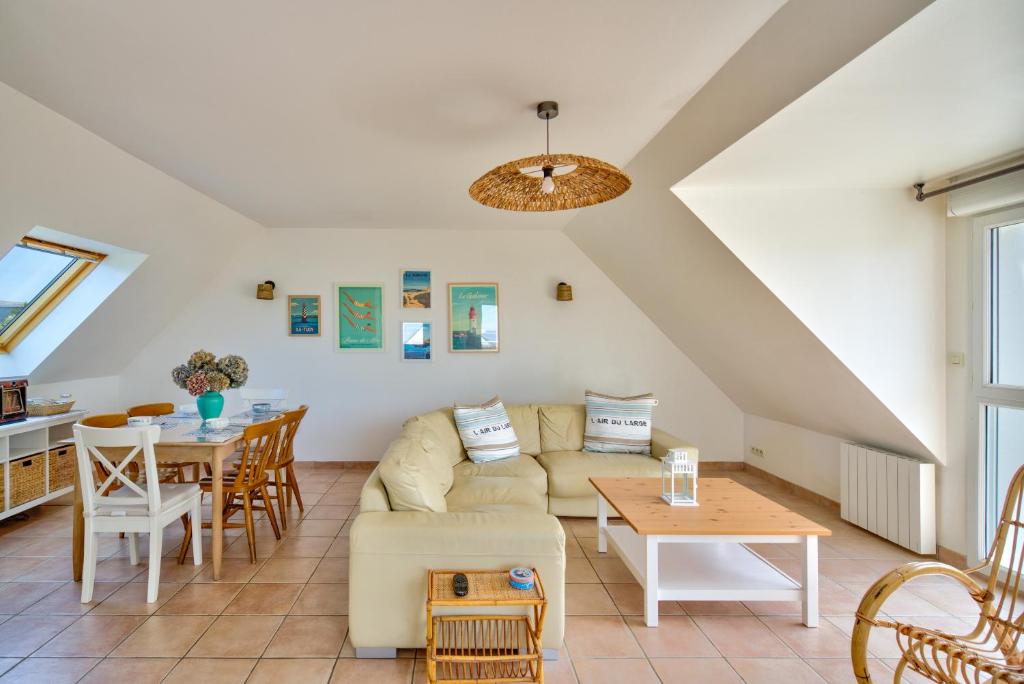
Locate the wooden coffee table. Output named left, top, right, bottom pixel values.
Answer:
left=590, top=477, right=831, bottom=628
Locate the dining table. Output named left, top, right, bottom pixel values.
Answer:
left=70, top=411, right=282, bottom=583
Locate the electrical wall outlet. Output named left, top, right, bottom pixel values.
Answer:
left=749, top=446, right=765, bottom=458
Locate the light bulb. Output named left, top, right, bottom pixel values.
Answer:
left=541, top=167, right=555, bottom=194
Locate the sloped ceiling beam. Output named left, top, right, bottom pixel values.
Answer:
left=564, top=0, right=938, bottom=460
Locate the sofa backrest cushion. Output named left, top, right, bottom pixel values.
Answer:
left=404, top=408, right=465, bottom=467
left=506, top=404, right=541, bottom=456
left=377, top=435, right=448, bottom=512
left=539, top=404, right=585, bottom=452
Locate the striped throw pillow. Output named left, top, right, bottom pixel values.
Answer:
left=583, top=390, right=658, bottom=454
left=453, top=396, right=521, bottom=463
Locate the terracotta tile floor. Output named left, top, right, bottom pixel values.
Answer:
left=0, top=467, right=958, bottom=682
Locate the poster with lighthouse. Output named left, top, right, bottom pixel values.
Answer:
left=448, top=283, right=499, bottom=352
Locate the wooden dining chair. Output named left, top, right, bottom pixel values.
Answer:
left=80, top=413, right=129, bottom=428
left=74, top=424, right=202, bottom=603
left=264, top=405, right=308, bottom=530
left=853, top=463, right=1024, bottom=683
left=177, top=416, right=284, bottom=564
left=127, top=402, right=200, bottom=482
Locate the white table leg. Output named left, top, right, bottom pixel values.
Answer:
left=597, top=494, right=608, bottom=554
left=801, top=535, right=818, bottom=627
left=644, top=535, right=659, bottom=627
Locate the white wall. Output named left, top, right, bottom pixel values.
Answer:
left=28, top=375, right=122, bottom=415
left=734, top=210, right=1005, bottom=559
left=680, top=187, right=947, bottom=462
left=744, top=415, right=844, bottom=502
left=0, top=81, right=265, bottom=384
left=117, top=229, right=744, bottom=462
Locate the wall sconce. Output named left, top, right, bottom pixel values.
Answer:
left=556, top=282, right=573, bottom=301
left=256, top=280, right=276, bottom=300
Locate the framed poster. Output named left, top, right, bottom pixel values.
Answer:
left=335, top=283, right=384, bottom=351
left=401, top=269, right=431, bottom=309
left=401, top=321, right=432, bottom=361
left=287, top=295, right=321, bottom=336
left=448, top=282, right=499, bottom=352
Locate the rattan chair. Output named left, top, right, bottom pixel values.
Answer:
left=177, top=417, right=284, bottom=564
left=853, top=463, right=1024, bottom=683
left=127, top=402, right=199, bottom=482
left=264, top=405, right=308, bottom=530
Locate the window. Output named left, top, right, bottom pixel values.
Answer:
left=0, top=237, right=105, bottom=353
left=974, top=211, right=1024, bottom=559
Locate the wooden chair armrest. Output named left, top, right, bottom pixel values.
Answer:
left=851, top=561, right=989, bottom=683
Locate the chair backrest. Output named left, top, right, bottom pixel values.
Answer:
left=239, top=388, right=289, bottom=411
left=81, top=413, right=129, bottom=428
left=127, top=402, right=175, bottom=418
left=979, top=463, right=1024, bottom=656
left=274, top=405, right=308, bottom=468
left=232, top=416, right=283, bottom=487
left=73, top=424, right=163, bottom=514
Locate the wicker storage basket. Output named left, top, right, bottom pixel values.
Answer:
left=0, top=467, right=5, bottom=511
left=27, top=399, right=75, bottom=417
left=10, top=453, right=45, bottom=507
left=48, top=446, right=75, bottom=491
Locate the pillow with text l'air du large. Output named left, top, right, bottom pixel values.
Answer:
left=583, top=390, right=658, bottom=454
left=453, top=396, right=520, bottom=463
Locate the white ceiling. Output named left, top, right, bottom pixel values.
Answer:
left=675, top=0, right=1024, bottom=190
left=0, top=0, right=782, bottom=229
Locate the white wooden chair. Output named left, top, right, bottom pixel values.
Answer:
left=73, top=423, right=203, bottom=603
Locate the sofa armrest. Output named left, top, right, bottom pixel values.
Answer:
left=358, top=466, right=392, bottom=512
left=651, top=427, right=699, bottom=462
left=349, top=511, right=565, bottom=651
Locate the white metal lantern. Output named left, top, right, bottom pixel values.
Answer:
left=661, top=448, right=698, bottom=506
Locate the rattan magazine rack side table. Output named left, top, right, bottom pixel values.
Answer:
left=425, top=569, right=547, bottom=684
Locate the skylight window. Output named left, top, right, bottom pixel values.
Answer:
left=0, top=237, right=105, bottom=353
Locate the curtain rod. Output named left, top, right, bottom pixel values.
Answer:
left=914, top=161, right=1024, bottom=202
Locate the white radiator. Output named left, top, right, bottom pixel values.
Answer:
left=840, top=443, right=936, bottom=555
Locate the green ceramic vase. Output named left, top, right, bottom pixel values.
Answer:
left=196, top=391, right=224, bottom=420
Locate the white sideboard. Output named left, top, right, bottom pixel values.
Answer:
left=0, top=411, right=86, bottom=520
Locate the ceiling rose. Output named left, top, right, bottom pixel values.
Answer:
left=469, top=102, right=631, bottom=212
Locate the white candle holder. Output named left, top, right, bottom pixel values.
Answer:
left=661, top=448, right=698, bottom=506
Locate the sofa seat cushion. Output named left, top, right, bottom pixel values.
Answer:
left=538, top=450, right=661, bottom=499
left=445, top=475, right=547, bottom=513
left=452, top=454, right=548, bottom=495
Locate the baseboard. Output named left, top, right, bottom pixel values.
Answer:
left=742, top=462, right=840, bottom=512
left=937, top=545, right=967, bottom=569
left=294, top=460, right=376, bottom=470
left=699, top=460, right=745, bottom=471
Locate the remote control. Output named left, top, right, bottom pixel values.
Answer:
left=453, top=573, right=469, bottom=597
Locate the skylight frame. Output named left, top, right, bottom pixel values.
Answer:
left=0, top=236, right=106, bottom=354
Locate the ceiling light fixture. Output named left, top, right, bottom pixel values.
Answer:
left=469, top=101, right=631, bottom=212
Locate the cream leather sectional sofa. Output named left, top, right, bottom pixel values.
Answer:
left=350, top=403, right=696, bottom=658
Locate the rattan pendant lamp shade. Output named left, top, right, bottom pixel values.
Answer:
left=469, top=102, right=631, bottom=212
